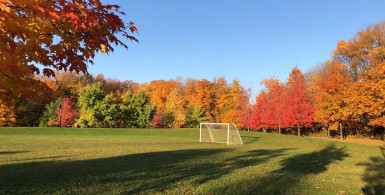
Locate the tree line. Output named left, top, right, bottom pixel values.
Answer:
left=0, top=73, right=250, bottom=128
left=252, top=21, right=385, bottom=140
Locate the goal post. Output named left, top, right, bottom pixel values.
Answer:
left=199, top=123, right=243, bottom=145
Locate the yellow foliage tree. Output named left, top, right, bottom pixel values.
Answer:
left=0, top=102, right=15, bottom=126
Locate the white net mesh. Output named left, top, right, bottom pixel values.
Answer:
left=200, top=123, right=243, bottom=145
left=228, top=124, right=243, bottom=145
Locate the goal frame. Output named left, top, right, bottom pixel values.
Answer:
left=199, top=122, right=243, bottom=145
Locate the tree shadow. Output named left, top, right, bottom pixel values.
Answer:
left=240, top=144, right=349, bottom=194
left=5, top=155, right=73, bottom=163
left=0, top=148, right=291, bottom=194
left=359, top=147, right=385, bottom=195
left=277, top=145, right=348, bottom=175
left=225, top=148, right=293, bottom=168
left=192, top=148, right=294, bottom=185
left=241, top=136, right=260, bottom=144
left=0, top=151, right=29, bottom=155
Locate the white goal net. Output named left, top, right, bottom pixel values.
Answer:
left=200, top=123, right=243, bottom=145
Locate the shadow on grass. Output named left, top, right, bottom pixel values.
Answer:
left=241, top=136, right=260, bottom=144
left=0, top=148, right=291, bottom=194
left=239, top=144, right=349, bottom=194
left=7, top=155, right=73, bottom=163
left=0, top=151, right=28, bottom=155
left=359, top=147, right=385, bottom=195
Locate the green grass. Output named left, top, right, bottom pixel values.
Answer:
left=0, top=127, right=384, bottom=194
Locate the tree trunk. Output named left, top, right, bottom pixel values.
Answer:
left=297, top=126, right=300, bottom=136
left=327, top=123, right=330, bottom=139
left=339, top=122, right=343, bottom=141
left=278, top=124, right=281, bottom=134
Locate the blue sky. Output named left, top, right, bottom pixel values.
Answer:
left=90, top=0, right=385, bottom=93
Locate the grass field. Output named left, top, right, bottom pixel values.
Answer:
left=0, top=128, right=384, bottom=194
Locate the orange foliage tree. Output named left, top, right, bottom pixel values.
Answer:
left=309, top=61, right=352, bottom=139
left=334, top=21, right=385, bottom=81
left=0, top=0, right=138, bottom=104
left=145, top=80, right=179, bottom=111
left=333, top=21, right=385, bottom=138
left=184, top=78, right=213, bottom=120
left=211, top=77, right=230, bottom=122
left=0, top=101, right=15, bottom=126
left=227, top=80, right=250, bottom=126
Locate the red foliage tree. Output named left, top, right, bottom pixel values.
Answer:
left=250, top=91, right=270, bottom=131
left=58, top=97, right=79, bottom=127
left=285, top=68, right=315, bottom=136
left=152, top=109, right=163, bottom=128
left=261, top=78, right=287, bottom=133
left=238, top=104, right=252, bottom=130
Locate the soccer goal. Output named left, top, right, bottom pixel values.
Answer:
left=199, top=123, right=243, bottom=145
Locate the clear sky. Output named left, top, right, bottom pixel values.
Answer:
left=90, top=0, right=385, bottom=93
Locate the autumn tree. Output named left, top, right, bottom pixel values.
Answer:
left=0, top=101, right=15, bottom=126
left=250, top=91, right=270, bottom=131
left=345, top=75, right=385, bottom=138
left=212, top=77, right=230, bottom=122
left=333, top=21, right=385, bottom=139
left=152, top=109, right=163, bottom=128
left=309, top=61, right=352, bottom=139
left=41, top=77, right=59, bottom=92
left=10, top=76, right=54, bottom=127
left=285, top=68, right=314, bottom=136
left=261, top=78, right=287, bottom=133
left=238, top=103, right=253, bottom=130
left=145, top=80, right=178, bottom=111
left=0, top=0, right=138, bottom=104
left=184, top=78, right=214, bottom=120
left=223, top=80, right=250, bottom=125
left=334, top=21, right=385, bottom=81
left=165, top=90, right=186, bottom=128
left=58, top=97, right=79, bottom=127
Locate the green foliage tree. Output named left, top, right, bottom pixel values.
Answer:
left=14, top=98, right=45, bottom=127
left=76, top=82, right=105, bottom=128
left=40, top=97, right=63, bottom=127
left=159, top=112, right=175, bottom=128
left=121, top=91, right=156, bottom=128
left=96, top=92, right=122, bottom=128
left=185, top=105, right=208, bottom=128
